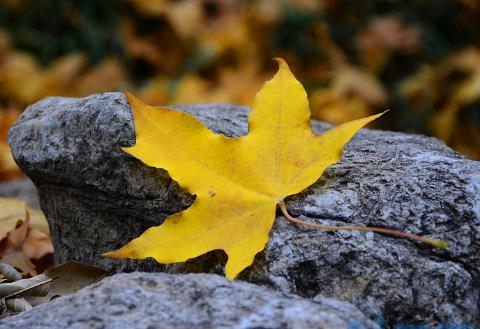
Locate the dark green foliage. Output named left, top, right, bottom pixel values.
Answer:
left=0, top=0, right=123, bottom=63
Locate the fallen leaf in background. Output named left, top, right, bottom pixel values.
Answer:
left=399, top=66, right=437, bottom=107
left=217, top=63, right=268, bottom=105
left=357, top=16, right=420, bottom=73
left=35, top=53, right=87, bottom=99
left=127, top=0, right=171, bottom=18
left=310, top=89, right=371, bottom=124
left=0, top=50, right=40, bottom=104
left=121, top=19, right=186, bottom=74
left=22, top=230, right=52, bottom=261
left=0, top=198, right=49, bottom=238
left=401, top=47, right=480, bottom=159
left=0, top=211, right=37, bottom=277
left=173, top=75, right=228, bottom=104
left=135, top=76, right=169, bottom=105
left=0, top=28, right=127, bottom=107
left=0, top=105, right=22, bottom=181
left=0, top=50, right=86, bottom=104
left=0, top=145, right=19, bottom=182
left=334, top=66, right=387, bottom=106
left=197, top=13, right=251, bottom=57
left=0, top=203, right=53, bottom=277
left=0, top=262, right=105, bottom=316
left=72, top=57, right=128, bottom=96
left=39, top=262, right=106, bottom=301
left=161, top=0, right=204, bottom=39
left=310, top=66, right=386, bottom=124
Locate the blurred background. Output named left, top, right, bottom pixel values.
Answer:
left=1, top=0, right=480, bottom=183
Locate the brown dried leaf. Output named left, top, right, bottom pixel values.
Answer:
left=0, top=212, right=36, bottom=277
left=16, top=262, right=105, bottom=307
left=0, top=198, right=49, bottom=239
left=22, top=229, right=53, bottom=261
left=73, top=57, right=127, bottom=96
left=43, top=262, right=106, bottom=298
left=0, top=204, right=53, bottom=277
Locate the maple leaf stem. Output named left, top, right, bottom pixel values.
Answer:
left=278, top=201, right=448, bottom=248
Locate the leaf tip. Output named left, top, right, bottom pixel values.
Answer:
left=427, top=239, right=449, bottom=249
left=101, top=250, right=116, bottom=258
left=225, top=273, right=236, bottom=281
left=123, top=91, right=145, bottom=111
left=224, top=265, right=239, bottom=280
left=272, top=57, right=292, bottom=75
left=102, top=248, right=130, bottom=259
left=379, top=109, right=390, bottom=117
left=273, top=57, right=287, bottom=66
left=224, top=257, right=246, bottom=280
left=372, top=109, right=389, bottom=121
left=123, top=89, right=135, bottom=98
left=120, top=146, right=133, bottom=155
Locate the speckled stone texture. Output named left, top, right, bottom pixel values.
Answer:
left=0, top=272, right=379, bottom=329
left=8, top=92, right=480, bottom=325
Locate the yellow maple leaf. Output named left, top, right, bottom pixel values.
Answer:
left=105, top=59, right=385, bottom=279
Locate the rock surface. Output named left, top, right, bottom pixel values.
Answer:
left=8, top=92, right=480, bottom=325
left=0, top=272, right=378, bottom=329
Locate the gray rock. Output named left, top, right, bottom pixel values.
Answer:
left=0, top=177, right=40, bottom=209
left=8, top=92, right=480, bottom=325
left=0, top=272, right=379, bottom=329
